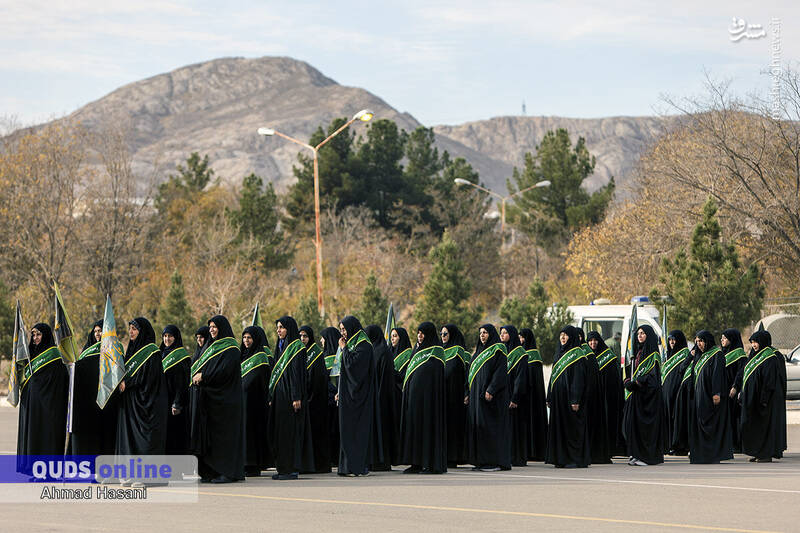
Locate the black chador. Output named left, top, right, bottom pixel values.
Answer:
left=661, top=330, right=690, bottom=455
left=587, top=331, right=624, bottom=459
left=502, top=325, right=530, bottom=467
left=579, top=328, right=610, bottom=464
left=622, top=325, right=666, bottom=466
left=300, top=325, right=330, bottom=474
left=117, top=317, right=168, bottom=456
left=16, top=323, right=69, bottom=474
left=721, top=328, right=747, bottom=453
left=337, top=316, right=382, bottom=476
left=688, top=330, right=733, bottom=464
left=670, top=337, right=696, bottom=456
left=738, top=330, right=786, bottom=462
left=366, top=324, right=400, bottom=470
left=71, top=320, right=117, bottom=456
left=390, top=327, right=413, bottom=447
left=466, top=324, right=511, bottom=471
left=442, top=324, right=468, bottom=467
left=320, top=326, right=342, bottom=467
left=268, top=316, right=313, bottom=479
left=189, top=315, right=244, bottom=482
left=240, top=326, right=272, bottom=476
left=520, top=328, right=547, bottom=461
left=161, top=325, right=190, bottom=455
left=399, top=322, right=446, bottom=474
left=545, top=325, right=590, bottom=468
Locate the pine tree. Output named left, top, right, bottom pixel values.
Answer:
left=414, top=230, right=481, bottom=332
left=157, top=270, right=196, bottom=338
left=358, top=272, right=388, bottom=328
left=650, top=197, right=764, bottom=336
left=295, top=294, right=324, bottom=338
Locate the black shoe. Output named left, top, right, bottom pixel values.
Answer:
left=470, top=466, right=481, bottom=471
left=403, top=465, right=421, bottom=474
left=272, top=472, right=299, bottom=480
left=210, top=475, right=234, bottom=484
left=447, top=462, right=458, bottom=469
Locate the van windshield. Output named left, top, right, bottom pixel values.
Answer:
left=583, top=319, right=623, bottom=344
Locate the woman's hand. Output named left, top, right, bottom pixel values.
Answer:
left=571, top=404, right=579, bottom=412
left=119, top=380, right=126, bottom=393
left=293, top=400, right=302, bottom=412
left=192, top=373, right=202, bottom=385
left=338, top=337, right=346, bottom=349
left=484, top=391, right=493, bottom=402
left=171, top=407, right=181, bottom=416
left=712, top=394, right=720, bottom=406
left=463, top=396, right=469, bottom=405
left=509, top=401, right=517, bottom=409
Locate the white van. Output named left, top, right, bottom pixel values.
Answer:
left=568, top=303, right=663, bottom=365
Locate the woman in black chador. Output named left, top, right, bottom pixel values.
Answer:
left=622, top=325, right=665, bottom=466
left=268, top=316, right=313, bottom=480
left=189, top=315, right=244, bottom=483
left=17, top=323, right=69, bottom=475
left=161, top=324, right=190, bottom=455
left=661, top=330, right=690, bottom=455
left=465, top=324, right=511, bottom=472
left=501, top=325, right=529, bottom=467
left=545, top=325, right=590, bottom=468
left=720, top=328, right=747, bottom=453
left=319, top=326, right=342, bottom=468
left=300, top=325, right=330, bottom=473
left=520, top=328, right=547, bottom=461
left=72, top=320, right=117, bottom=455
left=240, top=325, right=272, bottom=476
left=587, top=330, right=624, bottom=460
left=579, top=328, right=610, bottom=464
left=441, top=323, right=468, bottom=467
left=366, top=324, right=400, bottom=471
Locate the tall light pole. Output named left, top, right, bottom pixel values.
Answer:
left=259, top=109, right=374, bottom=317
left=455, top=178, right=551, bottom=298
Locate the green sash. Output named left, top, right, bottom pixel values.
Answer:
left=393, top=347, right=412, bottom=372
left=191, top=337, right=238, bottom=381
left=78, top=342, right=100, bottom=361
left=269, top=339, right=303, bottom=397
left=550, top=346, right=585, bottom=387
left=444, top=345, right=467, bottom=366
left=742, top=347, right=776, bottom=392
left=725, top=347, right=747, bottom=367
left=403, top=345, right=445, bottom=389
left=324, top=353, right=336, bottom=370
left=681, top=360, right=694, bottom=384
left=596, top=348, right=617, bottom=371
left=126, top=343, right=159, bottom=378
left=506, top=346, right=527, bottom=373
left=22, top=346, right=61, bottom=390
left=693, top=346, right=720, bottom=385
left=162, top=346, right=190, bottom=372
left=306, top=343, right=323, bottom=370
left=625, top=350, right=658, bottom=400
left=527, top=349, right=542, bottom=364
left=468, top=343, right=506, bottom=389
left=661, top=347, right=688, bottom=384
left=241, top=349, right=269, bottom=378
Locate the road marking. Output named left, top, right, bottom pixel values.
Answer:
left=154, top=488, right=777, bottom=532
left=449, top=470, right=800, bottom=494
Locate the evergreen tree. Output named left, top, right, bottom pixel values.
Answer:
left=0, top=281, right=14, bottom=358
left=650, top=197, right=764, bottom=336
left=415, top=230, right=481, bottom=332
left=157, top=270, right=196, bottom=337
left=357, top=272, right=388, bottom=328
left=499, top=279, right=573, bottom=365
left=295, top=294, right=324, bottom=338
left=154, top=152, right=217, bottom=236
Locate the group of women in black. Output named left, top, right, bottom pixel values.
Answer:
left=15, top=314, right=787, bottom=483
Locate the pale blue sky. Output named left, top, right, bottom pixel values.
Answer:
left=1, top=1, right=797, bottom=127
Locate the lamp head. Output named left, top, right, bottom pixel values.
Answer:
left=535, top=180, right=551, bottom=187
left=453, top=178, right=471, bottom=186
left=257, top=127, right=275, bottom=136
left=353, top=109, right=374, bottom=122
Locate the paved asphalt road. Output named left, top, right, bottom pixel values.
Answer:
left=1, top=408, right=798, bottom=532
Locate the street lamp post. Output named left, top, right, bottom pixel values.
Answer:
left=259, top=109, right=374, bottom=317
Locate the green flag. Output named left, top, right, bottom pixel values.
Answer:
left=624, top=304, right=638, bottom=380
left=53, top=282, right=78, bottom=364
left=660, top=303, right=668, bottom=364
left=384, top=302, right=396, bottom=341
left=97, top=294, right=126, bottom=409
left=7, top=300, right=30, bottom=408
left=252, top=302, right=263, bottom=329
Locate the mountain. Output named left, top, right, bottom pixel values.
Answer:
left=29, top=56, right=664, bottom=195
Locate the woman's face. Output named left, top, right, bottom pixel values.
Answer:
left=31, top=328, right=42, bottom=345
left=588, top=338, right=599, bottom=350
left=559, top=331, right=568, bottom=345
left=695, top=337, right=706, bottom=351
left=209, top=322, right=219, bottom=339
left=417, top=330, right=425, bottom=345
left=637, top=328, right=647, bottom=343
left=720, top=335, right=730, bottom=347
left=669, top=337, right=676, bottom=349
left=128, top=324, right=139, bottom=341
left=338, top=323, right=348, bottom=341
left=196, top=334, right=205, bottom=347
left=499, top=328, right=510, bottom=342
left=479, top=328, right=489, bottom=344
left=163, top=333, right=175, bottom=347
left=299, top=330, right=309, bottom=346
left=751, top=341, right=760, bottom=352
left=277, top=322, right=288, bottom=340
left=440, top=328, right=449, bottom=344
left=93, top=325, right=102, bottom=343
left=390, top=329, right=399, bottom=347
left=242, top=333, right=253, bottom=348
left=518, top=334, right=525, bottom=346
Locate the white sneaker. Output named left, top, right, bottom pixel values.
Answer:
left=130, top=481, right=145, bottom=488
left=632, top=459, right=647, bottom=466
left=627, top=457, right=635, bottom=465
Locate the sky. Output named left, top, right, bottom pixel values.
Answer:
left=1, top=0, right=798, bottom=128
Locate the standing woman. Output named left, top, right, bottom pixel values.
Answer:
left=17, top=323, right=69, bottom=475
left=190, top=315, right=244, bottom=483
left=389, top=327, right=411, bottom=460
left=465, top=324, right=511, bottom=472
left=72, top=320, right=117, bottom=455
left=587, top=331, right=625, bottom=459
left=268, top=316, right=313, bottom=480
left=580, top=328, right=610, bottom=464
left=399, top=321, right=446, bottom=474
left=161, top=325, right=190, bottom=455
left=366, top=324, right=400, bottom=471
left=688, top=330, right=733, bottom=464
left=670, top=334, right=697, bottom=457
left=240, top=325, right=271, bottom=476
left=501, top=325, right=529, bottom=467
left=319, top=326, right=342, bottom=469
left=441, top=324, right=468, bottom=468
left=661, top=330, right=690, bottom=455
left=546, top=325, right=590, bottom=468
left=117, top=318, right=168, bottom=458
left=300, top=325, right=330, bottom=474
left=720, top=329, right=747, bottom=453
left=520, top=328, right=547, bottom=462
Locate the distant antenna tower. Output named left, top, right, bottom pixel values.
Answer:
left=521, top=100, right=527, bottom=116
